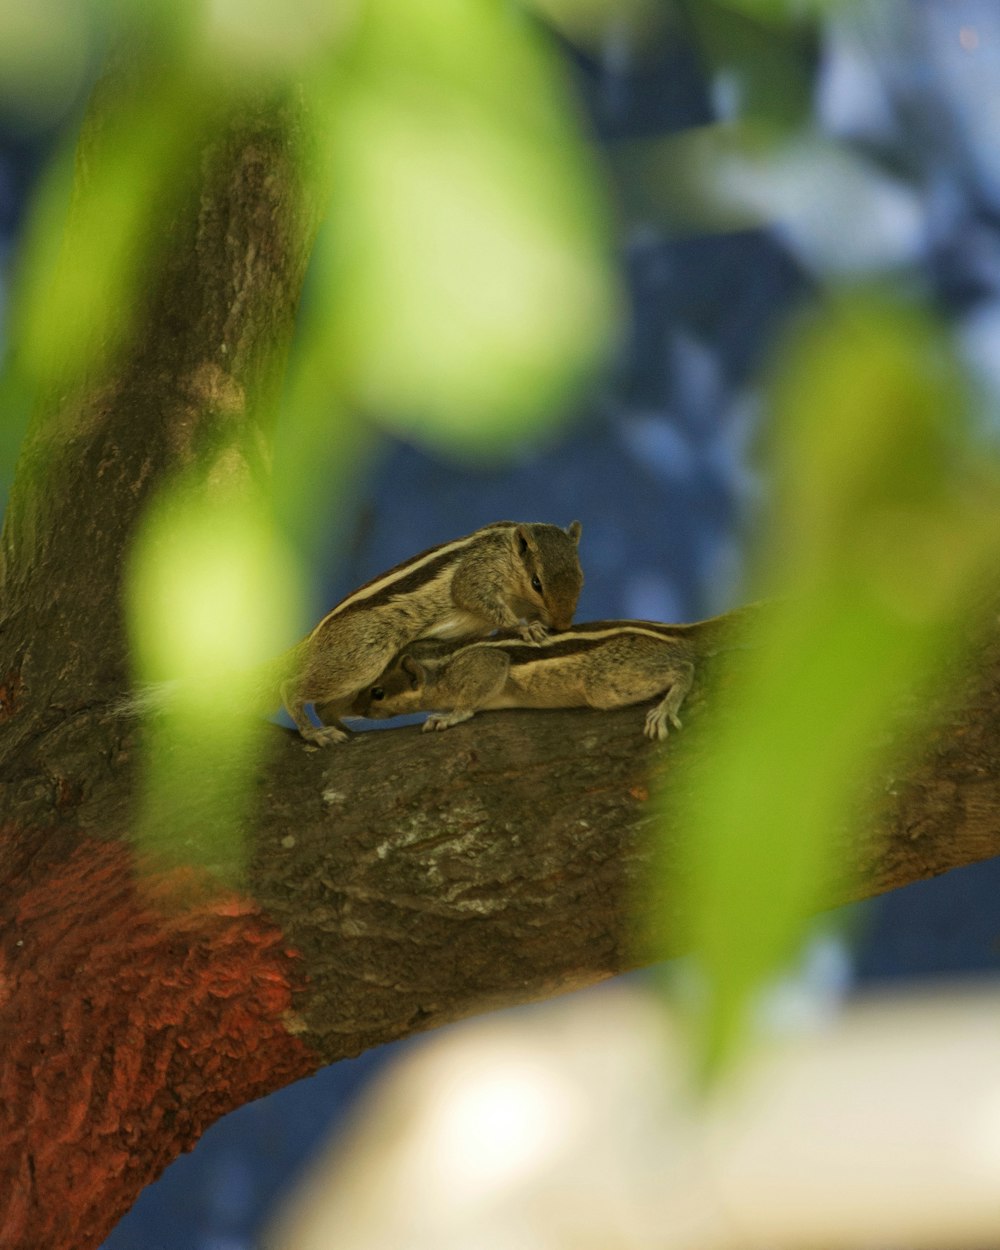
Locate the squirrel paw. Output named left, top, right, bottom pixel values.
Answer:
left=301, top=725, right=350, bottom=747
left=644, top=705, right=682, bottom=741
left=423, top=711, right=474, bottom=732
left=518, top=620, right=549, bottom=644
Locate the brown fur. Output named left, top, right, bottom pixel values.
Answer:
left=351, top=619, right=714, bottom=740
left=288, top=521, right=583, bottom=744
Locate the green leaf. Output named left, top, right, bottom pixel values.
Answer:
left=673, top=291, right=1000, bottom=1073
left=300, top=0, right=619, bottom=455
left=127, top=477, right=304, bottom=881
left=9, top=63, right=206, bottom=387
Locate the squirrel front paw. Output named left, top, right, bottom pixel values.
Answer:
left=518, top=620, right=549, bottom=644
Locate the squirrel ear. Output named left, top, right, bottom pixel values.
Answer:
left=567, top=520, right=582, bottom=544
left=400, top=655, right=425, bottom=689
left=514, top=524, right=532, bottom=556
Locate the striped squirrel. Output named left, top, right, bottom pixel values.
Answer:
left=289, top=520, right=583, bottom=744
left=350, top=615, right=742, bottom=740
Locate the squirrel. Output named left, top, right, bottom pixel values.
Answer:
left=287, top=520, right=584, bottom=745
left=349, top=615, right=745, bottom=740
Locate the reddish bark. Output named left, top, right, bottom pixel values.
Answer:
left=0, top=829, right=317, bottom=1247
left=0, top=70, right=327, bottom=1244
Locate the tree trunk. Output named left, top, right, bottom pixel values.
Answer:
left=3, top=70, right=1000, bottom=1250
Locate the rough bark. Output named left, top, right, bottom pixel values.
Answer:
left=2, top=59, right=1000, bottom=1250
left=0, top=74, right=327, bottom=1248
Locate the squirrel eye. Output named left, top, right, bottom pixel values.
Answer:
left=531, top=574, right=542, bottom=593
left=371, top=687, right=385, bottom=701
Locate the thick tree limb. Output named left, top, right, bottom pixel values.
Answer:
left=2, top=63, right=1000, bottom=1250
left=251, top=619, right=1000, bottom=1062
left=5, top=622, right=1000, bottom=1247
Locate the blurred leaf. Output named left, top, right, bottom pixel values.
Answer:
left=715, top=0, right=857, bottom=23
left=128, top=476, right=304, bottom=879
left=618, top=121, right=779, bottom=234
left=194, top=0, right=360, bottom=78
left=0, top=357, right=36, bottom=504
left=270, top=320, right=376, bottom=573
left=674, top=292, right=1000, bottom=1073
left=302, top=0, right=619, bottom=455
left=685, top=0, right=818, bottom=125
left=621, top=125, right=924, bottom=276
left=0, top=0, right=100, bottom=126
left=9, top=62, right=206, bottom=388
left=130, top=482, right=301, bottom=692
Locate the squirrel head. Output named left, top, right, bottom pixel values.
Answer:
left=507, top=521, right=583, bottom=631
left=351, top=653, right=428, bottom=719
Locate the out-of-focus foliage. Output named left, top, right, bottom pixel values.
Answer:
left=538, top=0, right=1000, bottom=1079
left=675, top=291, right=1000, bottom=1070
left=625, top=124, right=924, bottom=275
left=127, top=479, right=303, bottom=877
left=304, top=0, right=618, bottom=454
left=0, top=0, right=104, bottom=127
left=7, top=0, right=618, bottom=449
left=12, top=72, right=206, bottom=385
left=192, top=0, right=357, bottom=75
left=1, top=0, right=619, bottom=876
left=687, top=1, right=818, bottom=125
left=523, top=0, right=855, bottom=46
left=712, top=0, right=859, bottom=25
left=129, top=483, right=301, bottom=700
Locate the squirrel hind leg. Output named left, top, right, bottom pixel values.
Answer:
left=643, top=663, right=695, bottom=740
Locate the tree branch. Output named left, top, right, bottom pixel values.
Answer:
left=0, top=84, right=321, bottom=754
left=3, top=596, right=1000, bottom=1248
left=252, top=607, right=1000, bottom=1061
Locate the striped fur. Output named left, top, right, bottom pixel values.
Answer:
left=306, top=523, right=513, bottom=633
left=286, top=520, right=583, bottom=744
left=351, top=616, right=736, bottom=740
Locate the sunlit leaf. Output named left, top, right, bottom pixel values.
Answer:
left=271, top=336, right=376, bottom=570
left=10, top=64, right=206, bottom=387
left=674, top=292, right=1000, bottom=1072
left=130, top=478, right=302, bottom=701
left=0, top=359, right=36, bottom=504
left=196, top=0, right=359, bottom=77
left=717, top=0, right=859, bottom=21
left=0, top=0, right=99, bottom=126
left=127, top=477, right=304, bottom=879
left=303, top=0, right=619, bottom=455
